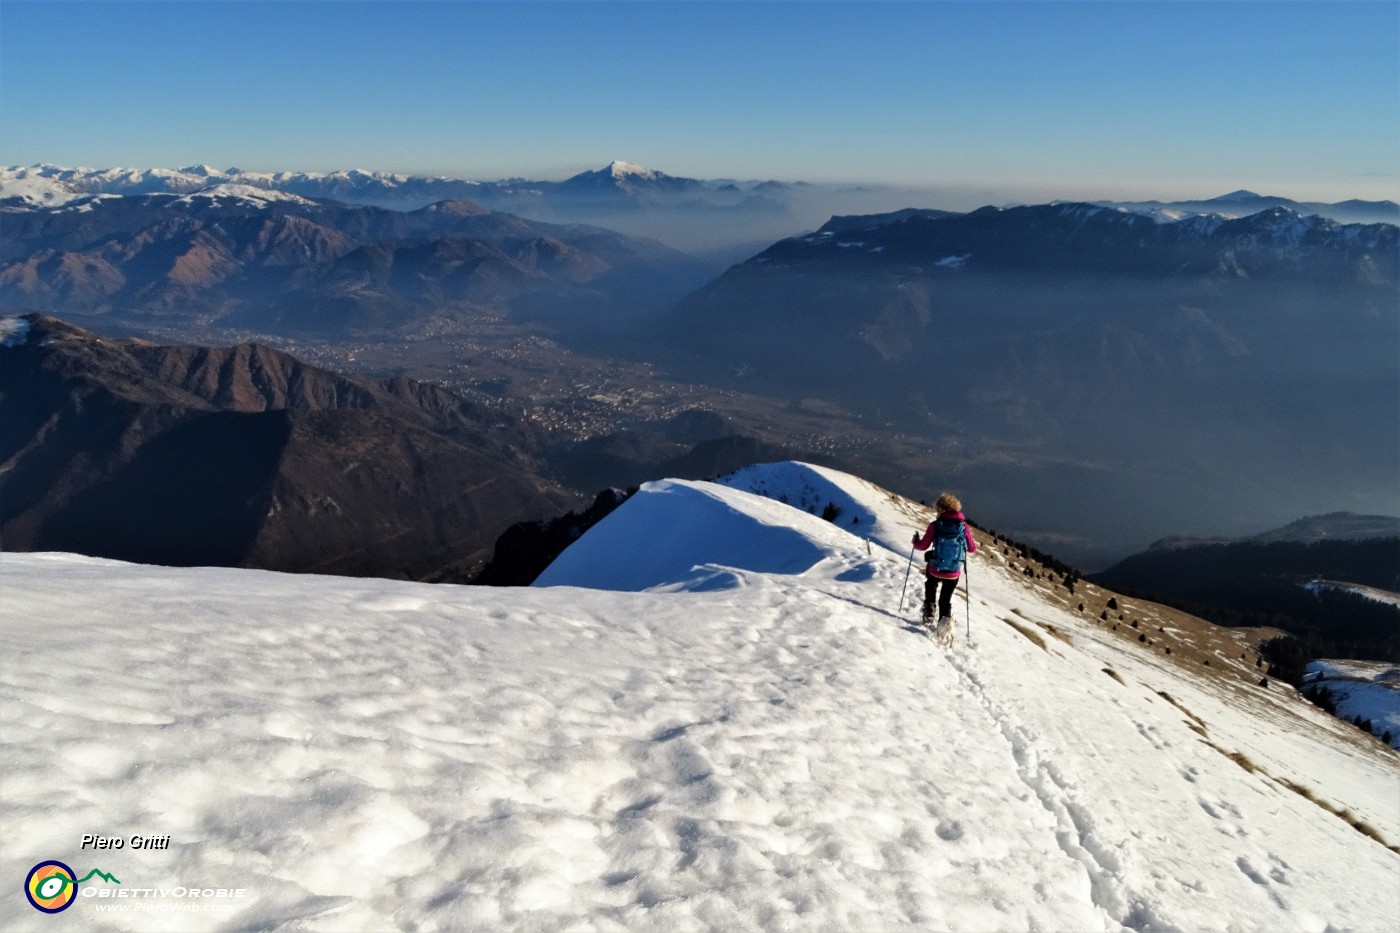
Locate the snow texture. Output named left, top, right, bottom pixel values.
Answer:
left=607, top=161, right=659, bottom=180
left=172, top=184, right=316, bottom=207
left=0, top=170, right=86, bottom=206
left=3, top=462, right=1398, bottom=931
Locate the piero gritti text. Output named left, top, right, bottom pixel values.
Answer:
left=81, top=834, right=171, bottom=850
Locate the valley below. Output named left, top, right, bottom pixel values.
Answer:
left=41, top=307, right=1133, bottom=568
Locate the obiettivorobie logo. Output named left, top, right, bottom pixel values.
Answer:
left=24, top=861, right=121, bottom=913
left=23, top=857, right=248, bottom=917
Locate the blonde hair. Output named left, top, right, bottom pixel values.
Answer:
left=935, top=492, right=962, bottom=514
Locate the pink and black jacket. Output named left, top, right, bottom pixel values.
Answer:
left=912, top=510, right=977, bottom=579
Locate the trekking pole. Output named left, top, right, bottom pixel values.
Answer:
left=898, top=544, right=916, bottom=614
left=964, top=556, right=972, bottom=646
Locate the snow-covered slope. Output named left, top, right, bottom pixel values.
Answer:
left=1306, top=579, right=1400, bottom=609
left=1307, top=660, right=1400, bottom=750
left=170, top=183, right=318, bottom=207
left=3, top=463, right=1396, bottom=931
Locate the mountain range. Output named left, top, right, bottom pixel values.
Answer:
left=7, top=164, right=1393, bottom=225
left=1147, top=512, right=1400, bottom=551
left=1093, top=189, right=1400, bottom=227
left=8, top=163, right=1394, bottom=257
left=664, top=202, right=1399, bottom=559
left=0, top=161, right=795, bottom=217
left=0, top=184, right=714, bottom=336
left=1093, top=532, right=1400, bottom=664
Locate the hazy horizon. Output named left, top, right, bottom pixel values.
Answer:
left=10, top=158, right=1396, bottom=211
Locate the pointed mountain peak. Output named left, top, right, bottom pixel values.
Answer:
left=561, top=160, right=675, bottom=190
left=1212, top=189, right=1265, bottom=202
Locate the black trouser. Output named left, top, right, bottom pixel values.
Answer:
left=924, top=575, right=958, bottom=618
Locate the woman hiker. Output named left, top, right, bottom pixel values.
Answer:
left=911, top=492, right=977, bottom=640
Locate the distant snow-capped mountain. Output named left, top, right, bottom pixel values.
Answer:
left=585, top=160, right=665, bottom=182
left=170, top=182, right=319, bottom=207
left=559, top=160, right=708, bottom=197
left=0, top=161, right=791, bottom=216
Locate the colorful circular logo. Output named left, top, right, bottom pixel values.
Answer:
left=25, top=861, right=77, bottom=913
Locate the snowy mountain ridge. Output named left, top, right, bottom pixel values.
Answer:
left=0, top=161, right=776, bottom=212
left=3, top=462, right=1397, bottom=930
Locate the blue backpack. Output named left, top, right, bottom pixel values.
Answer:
left=927, top=518, right=967, bottom=573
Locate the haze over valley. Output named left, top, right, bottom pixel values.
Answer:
left=4, top=162, right=1395, bottom=566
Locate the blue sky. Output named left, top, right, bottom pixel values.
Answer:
left=2, top=1, right=1396, bottom=202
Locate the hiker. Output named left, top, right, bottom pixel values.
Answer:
left=912, top=492, right=977, bottom=631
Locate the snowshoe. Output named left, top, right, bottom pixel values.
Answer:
left=933, top=616, right=955, bottom=647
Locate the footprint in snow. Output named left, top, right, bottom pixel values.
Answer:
left=1237, top=856, right=1289, bottom=909
left=935, top=820, right=965, bottom=842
